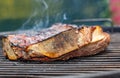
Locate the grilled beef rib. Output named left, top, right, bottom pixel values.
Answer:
left=2, top=24, right=110, bottom=61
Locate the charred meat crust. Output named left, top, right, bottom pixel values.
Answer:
left=2, top=24, right=110, bottom=61
left=27, top=32, right=110, bottom=62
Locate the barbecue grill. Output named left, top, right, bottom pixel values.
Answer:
left=0, top=19, right=120, bottom=78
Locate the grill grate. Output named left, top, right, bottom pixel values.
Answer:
left=0, top=33, right=120, bottom=78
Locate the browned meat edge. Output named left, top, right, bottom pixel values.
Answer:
left=28, top=33, right=110, bottom=62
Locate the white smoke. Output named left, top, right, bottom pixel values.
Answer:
left=63, top=13, right=67, bottom=20
left=20, top=0, right=49, bottom=31
left=19, top=0, right=67, bottom=32
left=21, top=11, right=37, bottom=30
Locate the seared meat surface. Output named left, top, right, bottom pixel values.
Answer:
left=2, top=23, right=110, bottom=61
left=7, top=23, right=74, bottom=48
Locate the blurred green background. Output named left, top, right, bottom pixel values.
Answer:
left=0, top=0, right=110, bottom=32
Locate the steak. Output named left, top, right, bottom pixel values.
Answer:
left=1, top=23, right=110, bottom=61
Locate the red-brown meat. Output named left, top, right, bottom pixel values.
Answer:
left=2, top=24, right=110, bottom=61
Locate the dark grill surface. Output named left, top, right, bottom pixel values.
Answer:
left=0, top=33, right=120, bottom=78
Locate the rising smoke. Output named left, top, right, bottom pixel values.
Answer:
left=21, top=0, right=49, bottom=30
left=19, top=0, right=108, bottom=31
left=20, top=0, right=66, bottom=31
